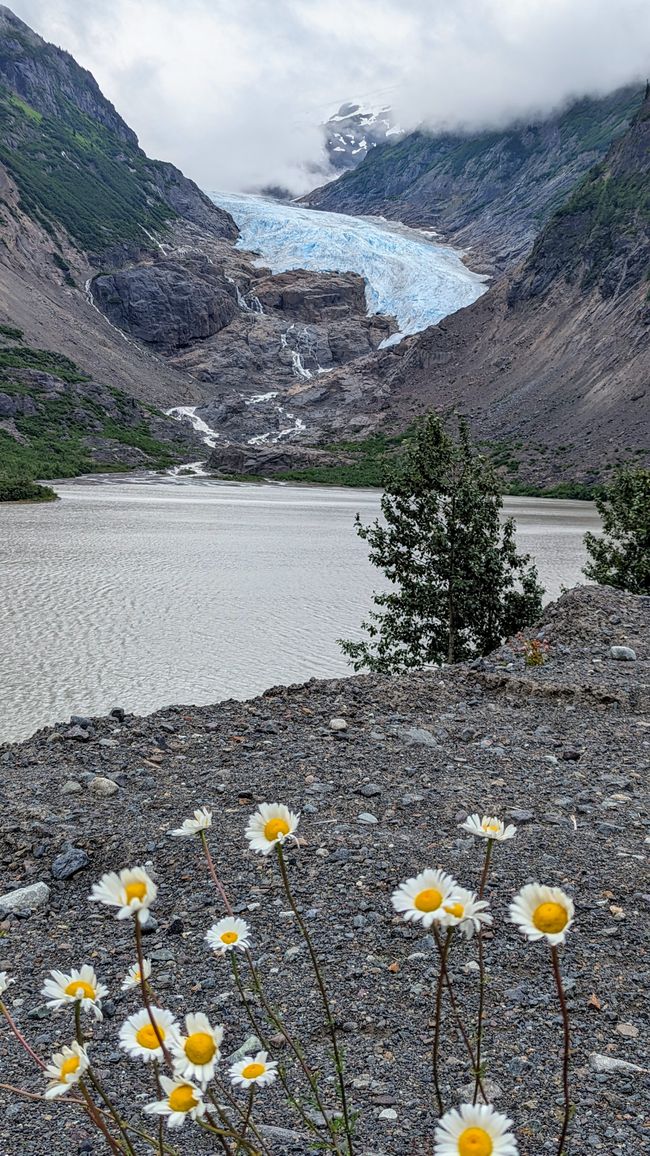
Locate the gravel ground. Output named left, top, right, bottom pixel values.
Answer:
left=0, top=584, right=648, bottom=1156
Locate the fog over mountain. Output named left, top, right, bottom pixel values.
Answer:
left=8, top=0, right=650, bottom=192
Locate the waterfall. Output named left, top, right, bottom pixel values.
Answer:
left=166, top=406, right=219, bottom=448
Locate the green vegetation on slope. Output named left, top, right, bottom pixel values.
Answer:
left=0, top=82, right=174, bottom=251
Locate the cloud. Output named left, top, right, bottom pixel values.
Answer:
left=9, top=0, right=650, bottom=193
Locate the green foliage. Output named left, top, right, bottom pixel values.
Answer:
left=0, top=476, right=57, bottom=502
left=583, top=468, right=650, bottom=594
left=0, top=82, right=175, bottom=251
left=0, top=344, right=88, bottom=381
left=0, top=323, right=24, bottom=340
left=339, top=415, right=545, bottom=672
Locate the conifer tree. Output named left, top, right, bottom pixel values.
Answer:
left=340, top=414, right=544, bottom=671
left=583, top=468, right=650, bottom=594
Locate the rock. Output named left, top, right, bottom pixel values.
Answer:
left=90, top=776, right=119, bottom=797
left=329, top=718, right=348, bottom=732
left=51, top=846, right=90, bottom=880
left=610, top=645, right=637, bottom=661
left=358, top=812, right=378, bottom=825
left=228, top=1035, right=263, bottom=1062
left=394, top=725, right=438, bottom=747
left=61, top=780, right=82, bottom=795
left=378, top=1108, right=397, bottom=1121
left=590, top=1053, right=647, bottom=1074
left=615, top=1022, right=639, bottom=1038
left=207, top=441, right=358, bottom=479
left=460, top=1078, right=504, bottom=1102
left=0, top=881, right=50, bottom=915
left=356, top=783, right=382, bottom=797
left=65, top=725, right=91, bottom=742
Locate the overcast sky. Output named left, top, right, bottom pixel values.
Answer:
left=9, top=1, right=650, bottom=193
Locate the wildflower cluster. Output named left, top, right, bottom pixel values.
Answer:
left=0, top=803, right=576, bottom=1155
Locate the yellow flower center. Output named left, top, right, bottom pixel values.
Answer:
left=125, top=881, right=147, bottom=904
left=241, top=1062, right=266, bottom=1080
left=482, top=821, right=500, bottom=833
left=136, top=1022, right=165, bottom=1050
left=64, top=980, right=96, bottom=1000
left=458, top=1127, right=493, bottom=1156
left=414, top=888, right=442, bottom=913
left=444, top=902, right=465, bottom=919
left=168, top=1084, right=199, bottom=1113
left=533, top=901, right=568, bottom=935
left=264, top=817, right=290, bottom=842
left=185, top=1032, right=217, bottom=1065
left=220, top=931, right=239, bottom=945
left=60, top=1055, right=80, bottom=1079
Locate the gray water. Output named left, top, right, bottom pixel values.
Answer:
left=0, top=477, right=601, bottom=744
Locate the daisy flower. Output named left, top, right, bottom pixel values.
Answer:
left=89, top=866, right=157, bottom=924
left=171, top=1012, right=223, bottom=1085
left=509, top=884, right=575, bottom=946
left=44, top=1041, right=90, bottom=1099
left=245, top=803, right=299, bottom=855
left=42, top=966, right=108, bottom=1021
left=168, top=807, right=212, bottom=838
left=119, top=1007, right=179, bottom=1062
left=440, top=887, right=493, bottom=939
left=0, top=972, right=14, bottom=998
left=434, top=1102, right=519, bottom=1155
left=230, top=1050, right=278, bottom=1089
left=144, top=1076, right=206, bottom=1129
left=205, top=917, right=251, bottom=955
left=392, top=869, right=458, bottom=928
left=461, top=815, right=517, bottom=842
left=121, top=958, right=152, bottom=992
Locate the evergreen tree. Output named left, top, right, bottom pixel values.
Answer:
left=339, top=414, right=544, bottom=672
left=583, top=468, right=650, bottom=594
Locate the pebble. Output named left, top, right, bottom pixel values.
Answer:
left=61, top=780, right=82, bottom=794
left=590, top=1053, right=647, bottom=1074
left=358, top=812, right=378, bottom=825
left=610, top=646, right=636, bottom=661
left=394, top=725, right=438, bottom=747
left=329, top=717, right=348, bottom=731
left=615, top=1022, right=639, bottom=1038
left=356, top=783, right=382, bottom=797
left=378, top=1108, right=398, bottom=1121
left=90, top=776, right=119, bottom=797
left=51, top=846, right=90, bottom=880
left=0, top=881, right=50, bottom=914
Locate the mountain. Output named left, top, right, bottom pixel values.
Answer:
left=323, top=101, right=402, bottom=172
left=280, top=92, right=650, bottom=491
left=305, top=87, right=643, bottom=270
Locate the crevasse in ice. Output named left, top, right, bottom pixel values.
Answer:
left=210, top=192, right=489, bottom=345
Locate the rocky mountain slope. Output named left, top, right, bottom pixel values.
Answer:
left=305, top=87, right=643, bottom=271
left=279, top=93, right=649, bottom=491
left=323, top=101, right=402, bottom=172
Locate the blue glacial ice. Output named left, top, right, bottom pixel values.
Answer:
left=210, top=191, right=489, bottom=345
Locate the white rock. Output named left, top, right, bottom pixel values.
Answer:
left=0, top=881, right=50, bottom=914
left=590, top=1053, right=647, bottom=1074
left=358, top=812, right=378, bottom=825
left=610, top=645, right=637, bottom=661
left=329, top=718, right=348, bottom=731
left=379, top=1108, right=397, bottom=1121
left=90, top=776, right=119, bottom=797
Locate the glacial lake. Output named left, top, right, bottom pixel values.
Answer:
left=0, top=478, right=601, bottom=744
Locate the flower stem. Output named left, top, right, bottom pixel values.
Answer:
left=78, top=1078, right=125, bottom=1155
left=276, top=844, right=354, bottom=1155
left=431, top=926, right=489, bottom=1106
left=473, top=837, right=494, bottom=1105
left=209, top=1085, right=268, bottom=1156
left=232, top=953, right=336, bottom=1149
left=0, top=1001, right=46, bottom=1068
left=235, top=1087, right=255, bottom=1155
left=432, top=926, right=452, bottom=1115
left=200, top=829, right=234, bottom=915
left=551, top=946, right=571, bottom=1155
left=135, top=918, right=172, bottom=1066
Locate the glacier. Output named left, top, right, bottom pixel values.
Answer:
left=210, top=191, right=489, bottom=344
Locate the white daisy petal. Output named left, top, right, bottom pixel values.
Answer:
left=42, top=966, right=108, bottom=1021
left=229, top=1050, right=278, bottom=1089
left=89, top=866, right=157, bottom=924
left=121, top=959, right=152, bottom=992
left=44, top=1041, right=90, bottom=1099
left=509, top=883, right=575, bottom=946
left=439, top=887, right=493, bottom=939
left=391, top=869, right=458, bottom=928
left=144, top=1075, right=205, bottom=1129
left=205, top=917, right=251, bottom=955
left=170, top=1012, right=224, bottom=1085
left=168, top=807, right=212, bottom=838
left=434, top=1102, right=519, bottom=1154
left=119, top=1007, right=179, bottom=1062
left=460, top=814, right=517, bottom=842
left=245, top=803, right=300, bottom=856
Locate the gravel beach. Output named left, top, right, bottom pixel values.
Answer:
left=0, top=584, right=648, bottom=1155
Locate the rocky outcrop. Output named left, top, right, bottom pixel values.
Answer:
left=252, top=269, right=367, bottom=321
left=207, top=440, right=356, bottom=476
left=91, top=262, right=239, bottom=349
left=305, top=86, right=643, bottom=272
